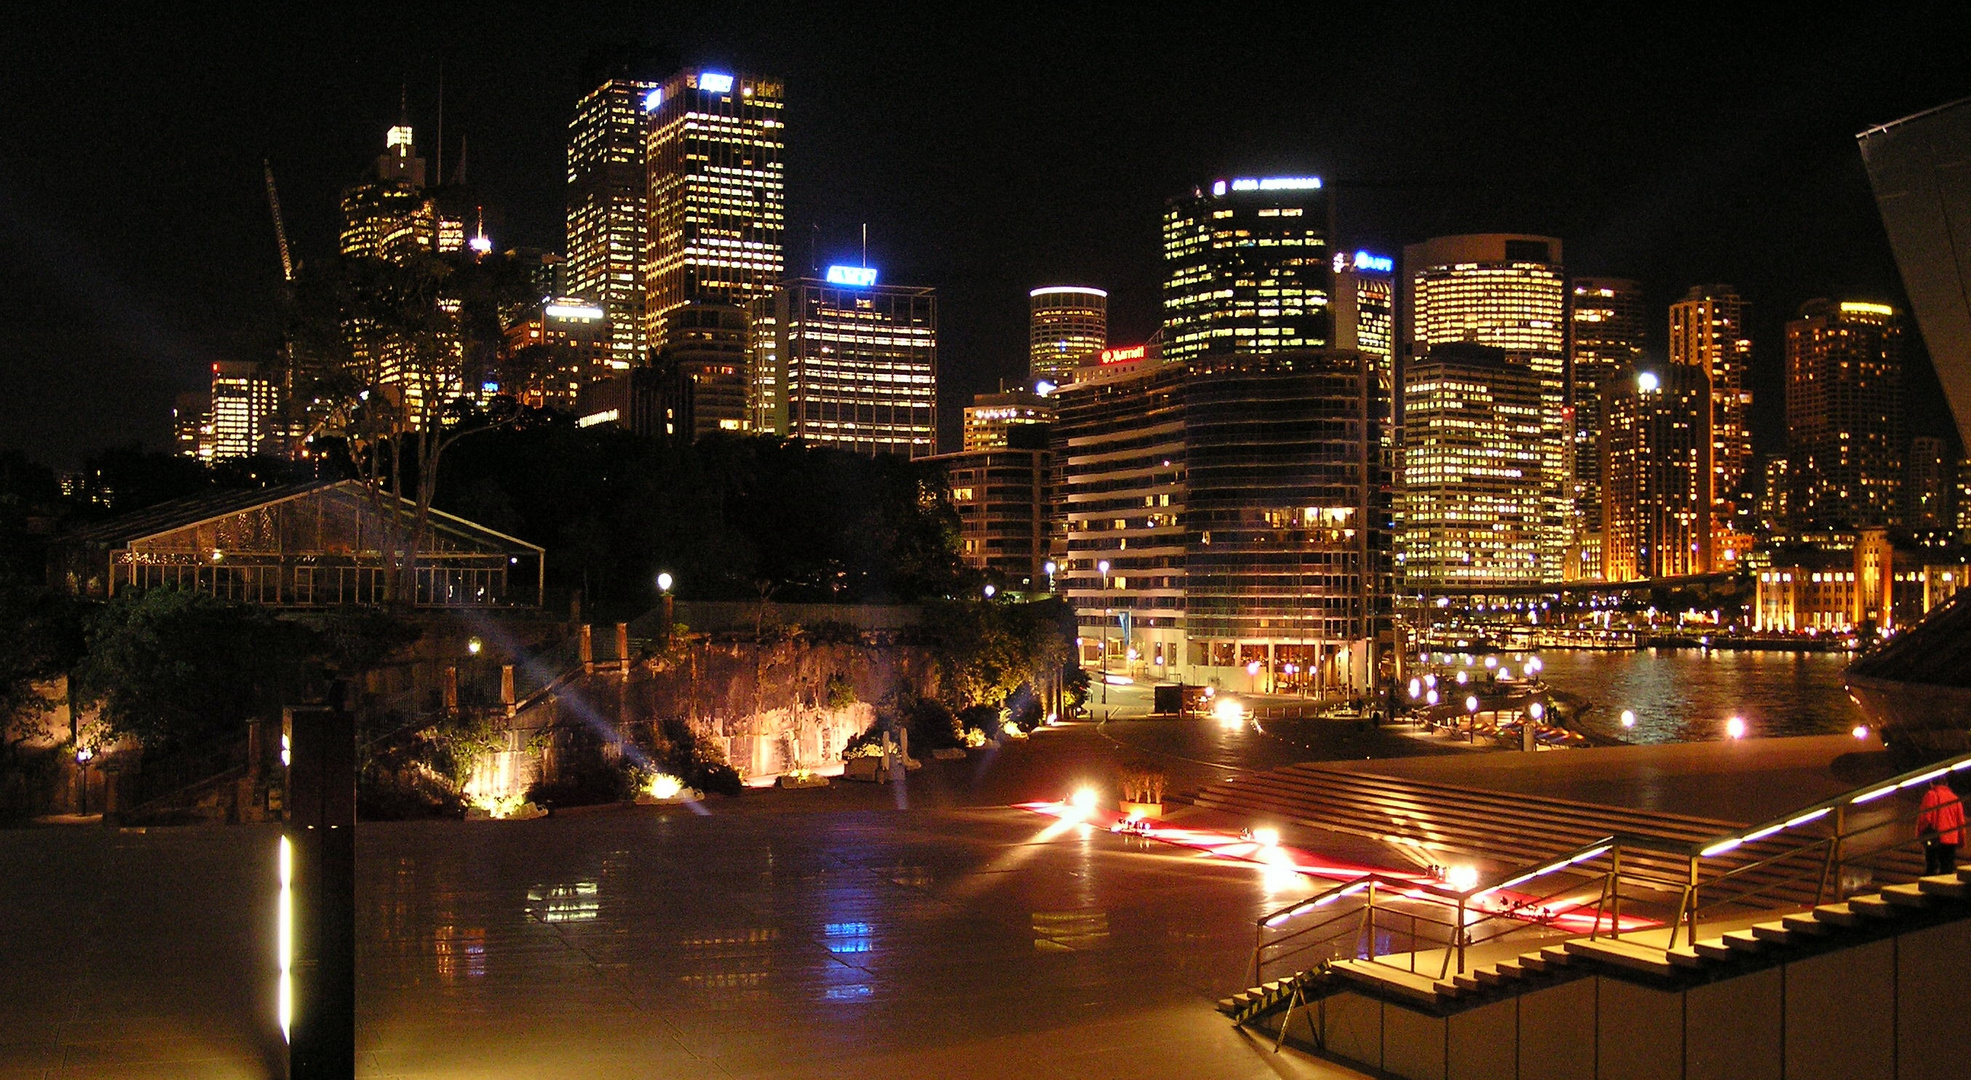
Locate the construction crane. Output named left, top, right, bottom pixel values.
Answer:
left=263, top=159, right=295, bottom=284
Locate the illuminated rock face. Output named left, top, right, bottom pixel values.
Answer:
left=1846, top=591, right=1971, bottom=755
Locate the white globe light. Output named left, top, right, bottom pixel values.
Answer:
left=657, top=572, right=674, bottom=592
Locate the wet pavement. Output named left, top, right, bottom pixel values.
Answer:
left=0, top=800, right=1369, bottom=1079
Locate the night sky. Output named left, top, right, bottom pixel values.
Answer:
left=4, top=4, right=1969, bottom=467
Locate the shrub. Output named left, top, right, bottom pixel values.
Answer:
left=1117, top=763, right=1168, bottom=805
left=902, top=696, right=962, bottom=751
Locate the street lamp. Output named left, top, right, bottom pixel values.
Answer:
left=983, top=584, right=996, bottom=599
left=1044, top=560, right=1057, bottom=594
left=1097, top=560, right=1113, bottom=711
left=657, top=572, right=675, bottom=640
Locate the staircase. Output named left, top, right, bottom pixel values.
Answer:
left=1219, top=866, right=1971, bottom=1026
left=1189, top=763, right=1924, bottom=909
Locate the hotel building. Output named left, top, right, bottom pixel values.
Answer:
left=1569, top=277, right=1646, bottom=567
left=1600, top=366, right=1712, bottom=580
left=1162, top=176, right=1332, bottom=364
left=1786, top=299, right=1905, bottom=527
left=1028, top=286, right=1107, bottom=386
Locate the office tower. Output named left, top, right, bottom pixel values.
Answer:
left=1601, top=366, right=1713, bottom=580
left=1786, top=299, right=1905, bottom=527
left=499, top=297, right=612, bottom=413
left=643, top=68, right=785, bottom=351
left=1398, top=343, right=1548, bottom=589
left=1569, top=277, right=1646, bottom=552
left=1404, top=235, right=1569, bottom=580
left=339, top=120, right=461, bottom=262
left=1182, top=350, right=1383, bottom=691
left=567, top=75, right=658, bottom=371
left=962, top=389, right=1054, bottom=451
left=1860, top=99, right=1971, bottom=452
left=654, top=304, right=750, bottom=436
left=206, top=362, right=282, bottom=461
left=1758, top=455, right=1792, bottom=534
left=1162, top=176, right=1332, bottom=364
left=1028, top=286, right=1108, bottom=386
left=1055, top=349, right=1189, bottom=677
left=929, top=446, right=1053, bottom=588
left=754, top=266, right=936, bottom=457
left=173, top=392, right=211, bottom=461
left=1669, top=285, right=1753, bottom=523
left=1335, top=250, right=1397, bottom=494
left=1906, top=435, right=1954, bottom=529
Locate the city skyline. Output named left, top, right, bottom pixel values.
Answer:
left=3, top=7, right=1970, bottom=466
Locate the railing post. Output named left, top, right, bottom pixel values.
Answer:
left=1252, top=918, right=1263, bottom=987
left=1456, top=895, right=1467, bottom=974
left=1685, top=854, right=1701, bottom=947
left=1828, top=804, right=1847, bottom=902
left=1609, top=845, right=1622, bottom=940
left=1364, top=882, right=1377, bottom=961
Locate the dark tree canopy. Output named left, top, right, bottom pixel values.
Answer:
left=437, top=427, right=968, bottom=615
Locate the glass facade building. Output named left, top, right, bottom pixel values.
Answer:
left=1669, top=284, right=1753, bottom=527
left=1786, top=299, right=1905, bottom=528
left=1600, top=366, right=1713, bottom=581
left=755, top=277, right=937, bottom=457
left=1028, top=286, right=1108, bottom=386
left=1569, top=277, right=1646, bottom=558
left=566, top=77, right=657, bottom=371
left=1162, top=177, right=1332, bottom=364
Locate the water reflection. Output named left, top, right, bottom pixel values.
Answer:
left=1536, top=648, right=1859, bottom=743
left=433, top=924, right=486, bottom=982
left=1031, top=909, right=1111, bottom=951
left=527, top=881, right=600, bottom=922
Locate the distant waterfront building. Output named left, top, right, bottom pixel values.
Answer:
left=1028, top=286, right=1107, bottom=385
left=962, top=389, right=1054, bottom=451
left=753, top=268, right=936, bottom=457
left=1753, top=529, right=1967, bottom=633
left=1786, top=299, right=1905, bottom=527
left=173, top=391, right=211, bottom=462
left=1669, top=285, right=1753, bottom=542
left=1600, top=366, right=1712, bottom=581
left=1054, top=348, right=1383, bottom=691
left=930, top=445, right=1052, bottom=588
left=1398, top=343, right=1547, bottom=590
left=1403, top=235, right=1569, bottom=580
left=1758, top=455, right=1793, bottom=534
left=643, top=68, right=785, bottom=352
left=1162, top=176, right=1332, bottom=364
left=1569, top=277, right=1646, bottom=550
left=566, top=74, right=658, bottom=371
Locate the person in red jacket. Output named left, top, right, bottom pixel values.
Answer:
left=1917, top=776, right=1966, bottom=875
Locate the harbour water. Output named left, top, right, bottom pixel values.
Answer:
left=1535, top=647, right=1861, bottom=745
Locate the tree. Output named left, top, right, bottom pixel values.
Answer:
left=0, top=577, right=87, bottom=749
left=73, top=589, right=316, bottom=752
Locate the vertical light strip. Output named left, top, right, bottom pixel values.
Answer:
left=278, top=835, right=292, bottom=1044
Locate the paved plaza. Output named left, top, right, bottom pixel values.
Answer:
left=0, top=792, right=1369, bottom=1079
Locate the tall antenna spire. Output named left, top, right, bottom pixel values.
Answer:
left=861, top=223, right=868, bottom=268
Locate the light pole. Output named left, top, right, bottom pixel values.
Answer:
left=1044, top=560, right=1057, bottom=595
left=1097, top=560, right=1111, bottom=713
left=657, top=572, right=675, bottom=643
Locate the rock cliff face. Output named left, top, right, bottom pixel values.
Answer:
left=514, top=637, right=941, bottom=785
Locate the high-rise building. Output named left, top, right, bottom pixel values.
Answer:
left=499, top=297, right=612, bottom=413
left=643, top=68, right=785, bottom=352
left=1403, top=234, right=1569, bottom=580
left=1601, top=366, right=1713, bottom=581
left=753, top=267, right=936, bottom=457
left=930, top=446, right=1053, bottom=589
left=339, top=120, right=461, bottom=262
left=173, top=391, right=211, bottom=462
left=206, top=362, right=283, bottom=461
left=1669, top=285, right=1753, bottom=531
left=1335, top=250, right=1398, bottom=484
left=1785, top=299, right=1905, bottom=527
left=567, top=75, right=658, bottom=372
left=1163, top=176, right=1332, bottom=364
left=1569, top=277, right=1646, bottom=550
left=1398, top=343, right=1548, bottom=590
left=962, top=389, right=1054, bottom=451
left=1758, top=455, right=1792, bottom=534
left=1028, top=287, right=1107, bottom=386
left=1055, top=347, right=1384, bottom=691
left=1906, top=435, right=1955, bottom=529
left=655, top=304, right=751, bottom=437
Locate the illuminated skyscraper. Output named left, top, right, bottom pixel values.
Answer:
left=1569, top=277, right=1645, bottom=552
left=962, top=389, right=1054, bottom=451
left=1669, top=284, right=1753, bottom=522
left=657, top=304, right=751, bottom=437
left=340, top=119, right=461, bottom=262
left=1786, top=299, right=1905, bottom=527
left=1600, top=366, right=1712, bottom=581
left=755, top=266, right=937, bottom=457
left=643, top=69, right=785, bottom=351
left=206, top=362, right=282, bottom=461
left=567, top=75, right=658, bottom=371
left=1403, top=234, right=1568, bottom=580
left=498, top=297, right=611, bottom=413
left=1398, top=343, right=1547, bottom=589
left=1162, top=176, right=1332, bottom=363
left=1028, top=286, right=1107, bottom=385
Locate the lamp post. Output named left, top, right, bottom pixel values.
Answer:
left=1044, top=560, right=1057, bottom=594
left=1097, top=560, right=1112, bottom=714
left=657, top=572, right=675, bottom=642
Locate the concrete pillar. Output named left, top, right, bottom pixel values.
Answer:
left=443, top=666, right=459, bottom=712
left=616, top=622, right=630, bottom=674
left=501, top=665, right=516, bottom=716
left=580, top=624, right=594, bottom=674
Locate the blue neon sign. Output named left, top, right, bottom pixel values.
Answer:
left=643, top=87, right=662, bottom=111
left=825, top=265, right=878, bottom=287
left=1352, top=251, right=1394, bottom=273
left=699, top=72, right=735, bottom=93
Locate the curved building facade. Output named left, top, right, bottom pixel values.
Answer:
left=1029, top=286, right=1108, bottom=385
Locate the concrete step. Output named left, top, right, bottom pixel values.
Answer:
left=1813, top=902, right=1863, bottom=928
left=1328, top=958, right=1460, bottom=1006
left=1566, top=938, right=1676, bottom=978
left=1881, top=883, right=1930, bottom=909
left=1495, top=959, right=1531, bottom=980
left=1474, top=965, right=1508, bottom=987
left=1667, top=946, right=1706, bottom=969
left=1693, top=938, right=1737, bottom=961
left=1452, top=972, right=1483, bottom=992
left=1782, top=912, right=1833, bottom=936
left=1519, top=950, right=1556, bottom=974
left=1848, top=894, right=1898, bottom=919
left=1723, top=930, right=1764, bottom=954
left=1919, top=874, right=1970, bottom=900
left=1750, top=921, right=1794, bottom=945
left=1539, top=945, right=1574, bottom=967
